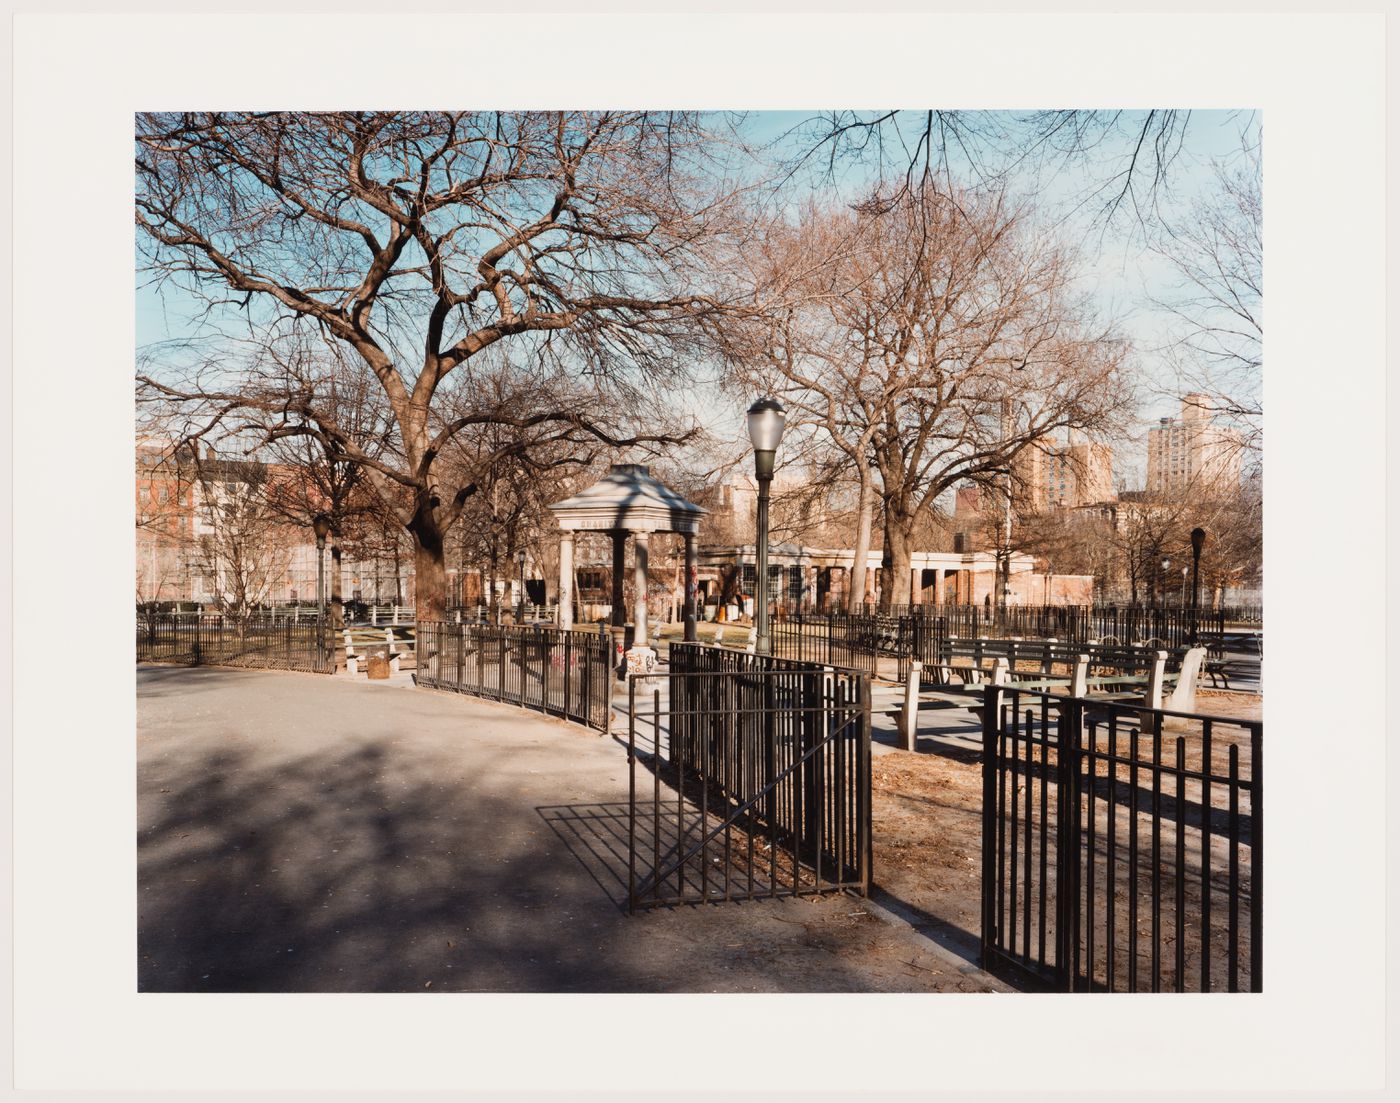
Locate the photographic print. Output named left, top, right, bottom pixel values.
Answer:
left=134, top=108, right=1262, bottom=995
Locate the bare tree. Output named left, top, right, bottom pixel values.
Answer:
left=775, top=109, right=1217, bottom=234
left=440, top=374, right=612, bottom=624
left=740, top=185, right=1134, bottom=608
left=1152, top=135, right=1262, bottom=448
left=1102, top=465, right=1260, bottom=607
left=189, top=460, right=296, bottom=617
left=136, top=111, right=752, bottom=620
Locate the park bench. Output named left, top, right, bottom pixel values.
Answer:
left=715, top=624, right=757, bottom=652
left=926, top=636, right=1181, bottom=684
left=1194, top=633, right=1260, bottom=689
left=889, top=645, right=1207, bottom=746
left=343, top=627, right=408, bottom=675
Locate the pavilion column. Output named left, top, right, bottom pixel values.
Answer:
left=864, top=567, right=877, bottom=605
left=910, top=566, right=923, bottom=606
left=558, top=531, right=574, bottom=630
left=610, top=529, right=627, bottom=628
left=683, top=532, right=697, bottom=642
left=933, top=569, right=945, bottom=605
left=633, top=530, right=650, bottom=647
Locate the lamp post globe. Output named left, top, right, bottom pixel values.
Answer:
left=746, top=397, right=786, bottom=655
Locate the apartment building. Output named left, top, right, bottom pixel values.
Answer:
left=1145, top=394, right=1243, bottom=496
left=1010, top=436, right=1115, bottom=512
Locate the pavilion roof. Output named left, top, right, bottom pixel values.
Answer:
left=548, top=464, right=706, bottom=535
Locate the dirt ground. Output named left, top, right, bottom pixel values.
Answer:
left=867, top=689, right=1263, bottom=975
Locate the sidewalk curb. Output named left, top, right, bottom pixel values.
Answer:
left=859, top=890, right=1016, bottom=992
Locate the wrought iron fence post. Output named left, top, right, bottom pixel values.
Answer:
left=799, top=670, right=819, bottom=868
left=627, top=677, right=637, bottom=913
left=762, top=665, right=777, bottom=836
left=855, top=672, right=873, bottom=895
left=563, top=628, right=573, bottom=721
left=1251, top=720, right=1263, bottom=992
left=980, top=681, right=1002, bottom=969
left=1055, top=696, right=1084, bottom=992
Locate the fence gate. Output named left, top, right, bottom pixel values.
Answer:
left=981, top=687, right=1261, bottom=992
left=627, top=644, right=872, bottom=910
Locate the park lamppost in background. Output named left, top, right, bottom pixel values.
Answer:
left=747, top=396, right=786, bottom=655
left=1160, top=556, right=1171, bottom=609
left=1190, top=526, right=1206, bottom=643
left=312, top=513, right=331, bottom=667
left=517, top=550, right=526, bottom=622
left=1180, top=565, right=1189, bottom=613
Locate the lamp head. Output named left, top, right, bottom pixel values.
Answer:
left=746, top=396, right=787, bottom=457
left=1191, top=527, right=1206, bottom=556
left=1161, top=557, right=1171, bottom=571
left=312, top=513, right=332, bottom=543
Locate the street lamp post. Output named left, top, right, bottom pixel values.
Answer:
left=1190, top=527, right=1206, bottom=644
left=747, top=396, right=787, bottom=656
left=312, top=513, right=331, bottom=667
left=1180, top=565, right=1189, bottom=614
left=517, top=550, right=527, bottom=623
left=1160, top=556, right=1171, bottom=609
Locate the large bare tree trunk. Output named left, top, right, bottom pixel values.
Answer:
left=880, top=516, right=914, bottom=609
left=408, top=500, right=449, bottom=623
left=846, top=469, right=875, bottom=614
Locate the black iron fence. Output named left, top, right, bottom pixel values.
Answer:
left=768, top=612, right=908, bottom=676
left=414, top=621, right=613, bottom=731
left=894, top=604, right=1227, bottom=648
left=1093, top=602, right=1263, bottom=627
left=136, top=613, right=333, bottom=674
left=981, top=686, right=1261, bottom=992
left=784, top=606, right=1235, bottom=675
left=627, top=642, right=872, bottom=909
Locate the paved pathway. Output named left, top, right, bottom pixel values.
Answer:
left=138, top=665, right=1006, bottom=993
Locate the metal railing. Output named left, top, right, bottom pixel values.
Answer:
left=773, top=607, right=1244, bottom=684
left=414, top=621, right=613, bottom=731
left=440, top=603, right=562, bottom=625
left=136, top=613, right=333, bottom=674
left=627, top=642, right=872, bottom=910
left=845, top=603, right=1231, bottom=648
left=767, top=612, right=904, bottom=676
left=981, top=686, right=1261, bottom=992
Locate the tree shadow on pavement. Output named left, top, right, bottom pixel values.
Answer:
left=139, top=735, right=945, bottom=993
left=140, top=741, right=667, bottom=992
